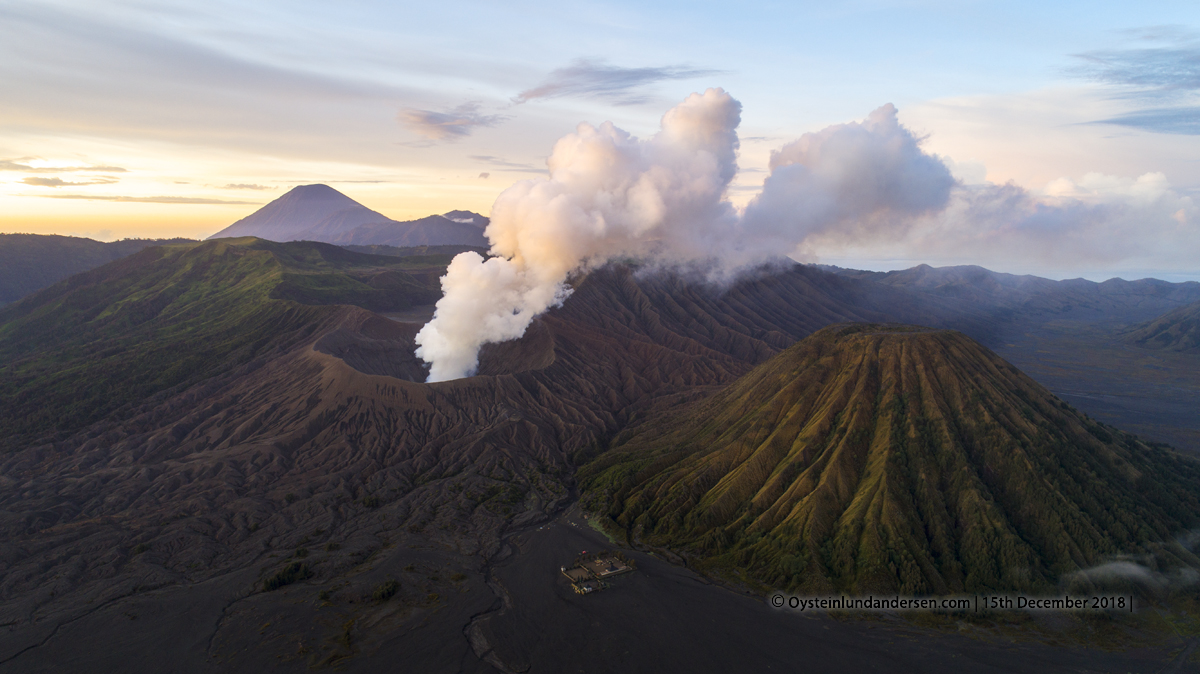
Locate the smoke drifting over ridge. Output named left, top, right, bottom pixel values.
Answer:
left=415, top=88, right=1198, bottom=381
left=414, top=89, right=954, bottom=381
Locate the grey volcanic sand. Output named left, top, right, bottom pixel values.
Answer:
left=0, top=503, right=1186, bottom=673
left=469, top=506, right=1176, bottom=674
left=994, top=321, right=1200, bottom=454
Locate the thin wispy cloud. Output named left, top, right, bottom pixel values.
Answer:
left=1, top=3, right=416, bottom=160
left=1097, top=108, right=1200, bottom=136
left=398, top=103, right=506, bottom=141
left=1074, top=45, right=1200, bottom=97
left=21, top=176, right=119, bottom=187
left=1, top=158, right=127, bottom=173
left=281, top=180, right=392, bottom=185
left=514, top=58, right=718, bottom=105
left=469, top=155, right=544, bottom=173
left=219, top=183, right=273, bottom=190
left=31, top=194, right=259, bottom=205
left=1072, top=27, right=1200, bottom=135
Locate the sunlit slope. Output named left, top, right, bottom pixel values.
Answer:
left=0, top=238, right=444, bottom=447
left=583, top=324, right=1200, bottom=594
left=1126, top=299, right=1200, bottom=352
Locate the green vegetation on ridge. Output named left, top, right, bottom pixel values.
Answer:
left=1126, top=299, right=1200, bottom=353
left=0, top=233, right=196, bottom=305
left=582, top=324, right=1200, bottom=595
left=0, top=238, right=449, bottom=449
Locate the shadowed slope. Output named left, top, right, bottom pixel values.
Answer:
left=583, top=324, right=1200, bottom=595
left=322, top=214, right=488, bottom=247
left=0, top=234, right=195, bottom=305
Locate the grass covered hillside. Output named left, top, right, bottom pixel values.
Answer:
left=1126, top=299, right=1200, bottom=353
left=582, top=324, right=1200, bottom=595
left=0, top=238, right=449, bottom=449
left=0, top=233, right=195, bottom=305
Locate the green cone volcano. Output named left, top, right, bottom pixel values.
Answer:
left=583, top=324, right=1200, bottom=594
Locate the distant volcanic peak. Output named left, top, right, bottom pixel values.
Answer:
left=442, top=210, right=489, bottom=228
left=262, top=184, right=367, bottom=212
left=206, top=184, right=491, bottom=248
left=587, top=322, right=1200, bottom=595
left=207, top=184, right=390, bottom=242
left=288, top=183, right=345, bottom=196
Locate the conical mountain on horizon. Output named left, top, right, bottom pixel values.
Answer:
left=208, top=184, right=384, bottom=241
left=208, top=184, right=489, bottom=248
left=582, top=323, right=1200, bottom=595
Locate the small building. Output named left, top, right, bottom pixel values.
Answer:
left=582, top=556, right=631, bottom=579
left=573, top=580, right=602, bottom=594
left=561, top=566, right=592, bottom=583
left=561, top=552, right=634, bottom=595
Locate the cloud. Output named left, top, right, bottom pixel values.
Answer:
left=0, top=3, right=419, bottom=162
left=414, top=94, right=959, bottom=381
left=820, top=170, right=1198, bottom=276
left=415, top=91, right=1200, bottom=381
left=220, top=183, right=273, bottom=190
left=741, top=103, right=955, bottom=259
left=398, top=103, right=506, bottom=141
left=30, top=194, right=259, bottom=205
left=1072, top=30, right=1200, bottom=134
left=1073, top=42, right=1200, bottom=95
left=478, top=172, right=489, bottom=179
left=1065, top=560, right=1164, bottom=589
left=1119, top=25, right=1197, bottom=43
left=1063, top=536, right=1200, bottom=595
left=1, top=158, right=127, bottom=173
left=21, top=176, right=119, bottom=187
left=514, top=58, right=718, bottom=105
left=1095, top=108, right=1200, bottom=135
left=416, top=88, right=744, bottom=381
left=469, top=155, right=545, bottom=173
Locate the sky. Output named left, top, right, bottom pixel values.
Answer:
left=2, top=0, right=1199, bottom=280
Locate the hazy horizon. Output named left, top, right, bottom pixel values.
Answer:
left=3, top=0, right=1198, bottom=281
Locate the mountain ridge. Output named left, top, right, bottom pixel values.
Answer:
left=207, top=184, right=489, bottom=247
left=2, top=243, right=1199, bottom=668
left=1125, top=299, right=1200, bottom=352
left=582, top=323, right=1200, bottom=594
left=822, top=263, right=1200, bottom=324
left=0, top=234, right=195, bottom=306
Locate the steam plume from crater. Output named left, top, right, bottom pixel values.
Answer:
left=415, top=89, right=954, bottom=381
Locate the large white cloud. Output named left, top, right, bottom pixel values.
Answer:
left=415, top=88, right=744, bottom=381
left=739, top=103, right=956, bottom=264
left=415, top=91, right=958, bottom=380
left=416, top=90, right=1200, bottom=381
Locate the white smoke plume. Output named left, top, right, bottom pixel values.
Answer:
left=415, top=88, right=1198, bottom=381
left=415, top=89, right=952, bottom=380
left=741, top=104, right=955, bottom=263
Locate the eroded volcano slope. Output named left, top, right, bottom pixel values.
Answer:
left=0, top=251, right=1005, bottom=666
left=583, top=324, right=1200, bottom=595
